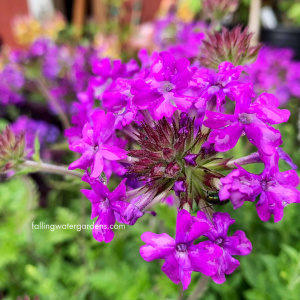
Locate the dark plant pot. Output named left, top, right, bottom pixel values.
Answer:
left=261, top=27, right=300, bottom=60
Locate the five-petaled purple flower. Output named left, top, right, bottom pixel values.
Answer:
left=140, top=209, right=222, bottom=290
left=194, top=211, right=252, bottom=284
left=204, top=92, right=290, bottom=155
left=219, top=153, right=300, bottom=222
left=81, top=175, right=143, bottom=243
left=69, top=110, right=127, bottom=179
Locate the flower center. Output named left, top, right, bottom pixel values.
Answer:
left=239, top=113, right=252, bottom=124
left=261, top=179, right=274, bottom=191
left=215, top=237, right=224, bottom=247
left=157, top=81, right=175, bottom=94
left=176, top=243, right=188, bottom=252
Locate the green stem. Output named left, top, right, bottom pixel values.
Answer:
left=22, top=160, right=83, bottom=178
left=187, top=275, right=210, bottom=300
left=36, top=79, right=71, bottom=130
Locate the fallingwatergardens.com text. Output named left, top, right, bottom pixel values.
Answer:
left=32, top=222, right=126, bottom=232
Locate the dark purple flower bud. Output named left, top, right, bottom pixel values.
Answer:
left=174, top=181, right=186, bottom=197
left=184, top=154, right=198, bottom=166
left=165, top=161, right=181, bottom=177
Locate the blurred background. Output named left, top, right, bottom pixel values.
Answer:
left=0, top=0, right=300, bottom=299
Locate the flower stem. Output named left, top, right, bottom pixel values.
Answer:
left=22, top=160, right=83, bottom=178
left=187, top=275, right=210, bottom=300
left=36, top=79, right=71, bottom=130
left=226, top=152, right=261, bottom=168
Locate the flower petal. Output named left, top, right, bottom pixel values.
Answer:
left=140, top=232, right=175, bottom=261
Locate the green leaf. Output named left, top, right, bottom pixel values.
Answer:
left=32, top=135, right=41, bottom=163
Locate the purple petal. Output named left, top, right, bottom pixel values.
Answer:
left=204, top=111, right=237, bottom=129
left=109, top=179, right=127, bottom=202
left=224, top=231, right=252, bottom=256
left=92, top=110, right=116, bottom=143
left=250, top=93, right=290, bottom=124
left=99, top=145, right=127, bottom=160
left=161, top=254, right=180, bottom=285
left=90, top=151, right=104, bottom=179
left=189, top=241, right=223, bottom=276
left=204, top=212, right=235, bottom=242
left=81, top=189, right=101, bottom=219
left=175, top=209, right=210, bottom=244
left=69, top=150, right=94, bottom=170
left=244, top=119, right=282, bottom=156
left=277, top=148, right=298, bottom=170
left=208, top=122, right=243, bottom=152
left=140, top=232, right=175, bottom=261
left=211, top=251, right=240, bottom=284
left=93, top=208, right=115, bottom=243
left=175, top=251, right=192, bottom=290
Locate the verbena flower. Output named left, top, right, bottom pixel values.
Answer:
left=131, top=51, right=197, bottom=119
left=194, top=211, right=252, bottom=284
left=69, top=110, right=127, bottom=179
left=193, top=62, right=244, bottom=110
left=102, top=78, right=137, bottom=129
left=81, top=175, right=142, bottom=243
left=0, top=65, right=25, bottom=105
left=127, top=114, right=231, bottom=209
left=204, top=92, right=290, bottom=155
left=140, top=209, right=222, bottom=290
left=89, top=57, right=139, bottom=100
left=219, top=153, right=300, bottom=222
left=245, top=47, right=295, bottom=106
left=11, top=116, right=59, bottom=158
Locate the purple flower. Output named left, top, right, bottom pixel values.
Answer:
left=140, top=209, right=222, bottom=290
left=81, top=176, right=142, bottom=242
left=69, top=110, right=127, bottom=179
left=219, top=154, right=300, bottom=222
left=89, top=57, right=139, bottom=100
left=153, top=13, right=205, bottom=59
left=0, top=65, right=24, bottom=105
left=11, top=115, right=59, bottom=158
left=204, top=92, right=290, bottom=155
left=193, top=62, right=244, bottom=110
left=131, top=51, right=197, bottom=120
left=29, top=38, right=52, bottom=57
left=245, top=47, right=296, bottom=105
left=194, top=212, right=252, bottom=284
left=102, top=78, right=137, bottom=128
left=65, top=90, right=94, bottom=143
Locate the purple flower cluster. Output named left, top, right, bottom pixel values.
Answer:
left=219, top=153, right=300, bottom=222
left=154, top=13, right=206, bottom=59
left=71, top=42, right=299, bottom=290
left=69, top=110, right=127, bottom=179
left=2, top=17, right=299, bottom=291
left=245, top=47, right=300, bottom=105
left=11, top=116, right=59, bottom=158
left=0, top=65, right=24, bottom=105
left=140, top=210, right=251, bottom=289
